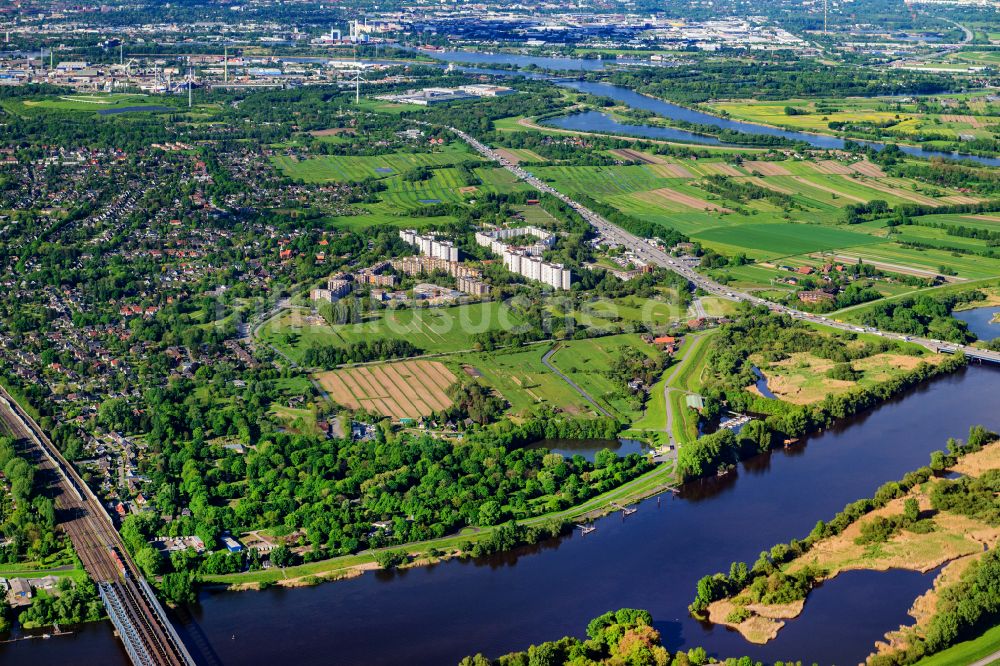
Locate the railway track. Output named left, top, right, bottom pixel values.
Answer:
left=0, top=388, right=195, bottom=666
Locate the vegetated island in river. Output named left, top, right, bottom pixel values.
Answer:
left=459, top=607, right=766, bottom=666
left=690, top=424, right=1000, bottom=666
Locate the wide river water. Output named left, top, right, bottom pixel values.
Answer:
left=4, top=364, right=998, bottom=665
left=413, top=49, right=1000, bottom=167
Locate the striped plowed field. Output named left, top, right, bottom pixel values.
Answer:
left=641, top=187, right=732, bottom=212
left=965, top=215, right=1000, bottom=224
left=651, top=163, right=695, bottom=178
left=495, top=148, right=543, bottom=165
left=314, top=360, right=456, bottom=420
left=849, top=161, right=886, bottom=178
left=941, top=114, right=985, bottom=129
left=790, top=176, right=867, bottom=203
left=940, top=195, right=983, bottom=205
left=742, top=176, right=796, bottom=195
left=844, top=176, right=942, bottom=207
left=380, top=363, right=433, bottom=415
left=745, top=161, right=791, bottom=176
left=810, top=160, right=854, bottom=175
left=699, top=162, right=744, bottom=177
left=610, top=148, right=664, bottom=164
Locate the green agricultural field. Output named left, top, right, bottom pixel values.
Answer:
left=831, top=243, right=1000, bottom=281
left=259, top=302, right=526, bottom=363
left=691, top=222, right=885, bottom=259
left=272, top=144, right=480, bottom=183
left=533, top=164, right=675, bottom=197
left=890, top=225, right=999, bottom=253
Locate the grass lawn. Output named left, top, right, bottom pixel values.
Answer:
left=629, top=331, right=715, bottom=443
left=260, top=302, right=526, bottom=363
left=915, top=624, right=1000, bottom=666
left=448, top=344, right=596, bottom=418
left=545, top=334, right=661, bottom=421
left=550, top=296, right=684, bottom=330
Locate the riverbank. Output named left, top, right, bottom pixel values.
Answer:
left=702, top=433, right=1000, bottom=656
left=200, top=461, right=678, bottom=589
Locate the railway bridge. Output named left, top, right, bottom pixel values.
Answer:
left=0, top=388, right=195, bottom=666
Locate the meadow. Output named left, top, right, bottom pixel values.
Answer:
left=4, top=93, right=183, bottom=116
left=260, top=301, right=526, bottom=363
left=272, top=143, right=480, bottom=183
left=445, top=345, right=595, bottom=418
left=691, top=222, right=885, bottom=259
left=544, top=334, right=663, bottom=422
left=707, top=95, right=1000, bottom=143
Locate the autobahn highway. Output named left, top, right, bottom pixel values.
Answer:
left=444, top=123, right=1000, bottom=366
left=0, top=386, right=195, bottom=666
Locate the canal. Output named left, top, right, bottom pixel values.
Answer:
left=6, top=364, right=997, bottom=665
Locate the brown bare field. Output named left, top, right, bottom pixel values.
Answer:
left=310, top=128, right=355, bottom=137
left=643, top=187, right=733, bottom=212
left=742, top=176, right=796, bottom=195
left=314, top=360, right=456, bottom=419
left=810, top=160, right=854, bottom=175
left=458, top=186, right=479, bottom=194
left=941, top=114, right=985, bottom=129
left=939, top=195, right=982, bottom=205
left=381, top=363, right=433, bottom=416
left=966, top=214, right=1000, bottom=224
left=844, top=177, right=942, bottom=207
left=745, top=161, right=791, bottom=176
left=849, top=161, right=886, bottom=178
left=610, top=148, right=664, bottom=164
left=790, top=177, right=867, bottom=203
left=495, top=148, right=543, bottom=165
left=652, top=163, right=695, bottom=178
left=699, top=162, right=744, bottom=177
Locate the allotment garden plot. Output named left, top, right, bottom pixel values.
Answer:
left=316, top=360, right=457, bottom=420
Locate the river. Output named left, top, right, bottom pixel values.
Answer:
left=412, top=50, right=1000, bottom=166
left=6, top=364, right=997, bottom=665
left=954, top=305, right=1000, bottom=342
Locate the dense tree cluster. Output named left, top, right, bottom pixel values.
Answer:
left=675, top=306, right=969, bottom=480
left=606, top=61, right=953, bottom=104
left=858, top=291, right=984, bottom=343
left=17, top=578, right=103, bottom=629
left=302, top=339, right=423, bottom=369
left=0, top=436, right=60, bottom=562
